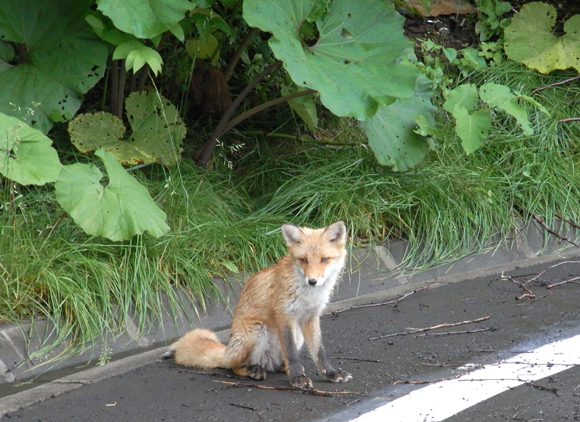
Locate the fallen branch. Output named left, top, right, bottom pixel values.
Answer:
left=531, top=75, right=580, bottom=93
left=331, top=356, right=382, bottom=363
left=556, top=214, right=580, bottom=231
left=546, top=275, right=580, bottom=289
left=327, top=283, right=440, bottom=316
left=214, top=380, right=359, bottom=397
left=230, top=402, right=257, bottom=411
left=531, top=213, right=580, bottom=248
left=379, top=370, right=465, bottom=385
left=369, top=316, right=490, bottom=340
left=508, top=276, right=537, bottom=300
left=414, top=327, right=494, bottom=337
left=503, top=260, right=580, bottom=298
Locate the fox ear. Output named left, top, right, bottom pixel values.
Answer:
left=325, top=221, right=347, bottom=245
left=281, top=223, right=303, bottom=245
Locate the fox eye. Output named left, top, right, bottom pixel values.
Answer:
left=299, top=258, right=308, bottom=264
left=321, top=257, right=329, bottom=263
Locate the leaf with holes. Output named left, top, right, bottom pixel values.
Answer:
left=244, top=0, right=419, bottom=120
left=0, top=0, right=108, bottom=133
left=68, top=91, right=185, bottom=166
left=54, top=149, right=169, bottom=241
left=504, top=2, right=580, bottom=74
left=0, top=112, right=62, bottom=185
left=361, top=75, right=435, bottom=171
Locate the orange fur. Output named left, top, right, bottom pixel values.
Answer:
left=168, top=221, right=352, bottom=388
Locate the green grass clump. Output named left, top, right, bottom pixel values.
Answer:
left=2, top=62, right=580, bottom=367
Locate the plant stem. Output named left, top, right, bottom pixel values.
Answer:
left=223, top=27, right=259, bottom=82
left=223, top=89, right=316, bottom=133
left=110, top=60, right=119, bottom=117
left=194, top=59, right=283, bottom=166
left=243, top=131, right=364, bottom=147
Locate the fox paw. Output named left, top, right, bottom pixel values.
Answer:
left=247, top=365, right=267, bottom=380
left=291, top=375, right=313, bottom=390
left=326, top=370, right=352, bottom=383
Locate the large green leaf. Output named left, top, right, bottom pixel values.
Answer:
left=504, top=2, right=580, bottom=74
left=96, top=0, right=194, bottom=39
left=68, top=91, right=185, bottom=166
left=0, top=0, right=108, bottom=133
left=54, top=149, right=170, bottom=241
left=361, top=76, right=435, bottom=171
left=443, top=84, right=479, bottom=113
left=479, top=82, right=532, bottom=135
left=452, top=106, right=491, bottom=154
left=243, top=0, right=419, bottom=120
left=0, top=112, right=62, bottom=185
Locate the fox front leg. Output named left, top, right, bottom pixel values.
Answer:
left=281, top=325, right=313, bottom=389
left=303, top=317, right=352, bottom=383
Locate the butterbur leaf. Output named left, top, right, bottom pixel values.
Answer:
left=504, top=2, right=580, bottom=74
left=243, top=0, right=419, bottom=120
left=55, top=149, right=170, bottom=241
left=0, top=0, right=108, bottom=133
left=96, top=0, right=194, bottom=39
left=0, top=112, right=62, bottom=185
left=68, top=91, right=185, bottom=166
left=361, top=75, right=435, bottom=171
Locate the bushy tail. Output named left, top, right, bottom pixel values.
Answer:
left=168, top=329, right=227, bottom=369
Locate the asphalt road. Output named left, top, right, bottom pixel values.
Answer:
left=3, top=259, right=580, bottom=421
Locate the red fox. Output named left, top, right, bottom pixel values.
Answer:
left=163, top=220, right=352, bottom=389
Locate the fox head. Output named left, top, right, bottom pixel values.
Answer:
left=281, top=220, right=347, bottom=287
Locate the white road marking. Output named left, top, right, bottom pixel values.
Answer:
left=349, top=334, right=580, bottom=422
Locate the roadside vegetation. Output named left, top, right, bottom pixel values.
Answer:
left=1, top=0, right=580, bottom=366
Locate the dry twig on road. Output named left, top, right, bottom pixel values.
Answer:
left=369, top=316, right=490, bottom=340
left=214, top=380, right=359, bottom=397
left=379, top=370, right=465, bottom=385
left=327, top=283, right=440, bottom=316
left=503, top=260, right=580, bottom=299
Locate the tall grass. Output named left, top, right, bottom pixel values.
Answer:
left=2, top=62, right=580, bottom=367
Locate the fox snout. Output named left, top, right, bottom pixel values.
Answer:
left=308, top=278, right=318, bottom=286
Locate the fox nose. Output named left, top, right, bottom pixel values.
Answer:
left=308, top=279, right=318, bottom=286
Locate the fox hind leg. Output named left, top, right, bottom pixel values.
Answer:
left=226, top=321, right=281, bottom=380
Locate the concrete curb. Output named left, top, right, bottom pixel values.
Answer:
left=1, top=220, right=580, bottom=416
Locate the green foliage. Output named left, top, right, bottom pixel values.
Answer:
left=0, top=0, right=108, bottom=133
left=68, top=91, right=185, bottom=166
left=243, top=0, right=419, bottom=120
left=54, top=149, right=170, bottom=241
left=475, top=0, right=512, bottom=42
left=282, top=86, right=319, bottom=129
left=96, top=0, right=194, bottom=39
left=504, top=2, right=580, bottom=74
left=113, top=41, right=164, bottom=76
left=479, top=82, right=532, bottom=134
left=443, top=83, right=491, bottom=153
left=443, top=81, right=547, bottom=154
left=0, top=112, right=62, bottom=185
left=361, top=75, right=435, bottom=171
